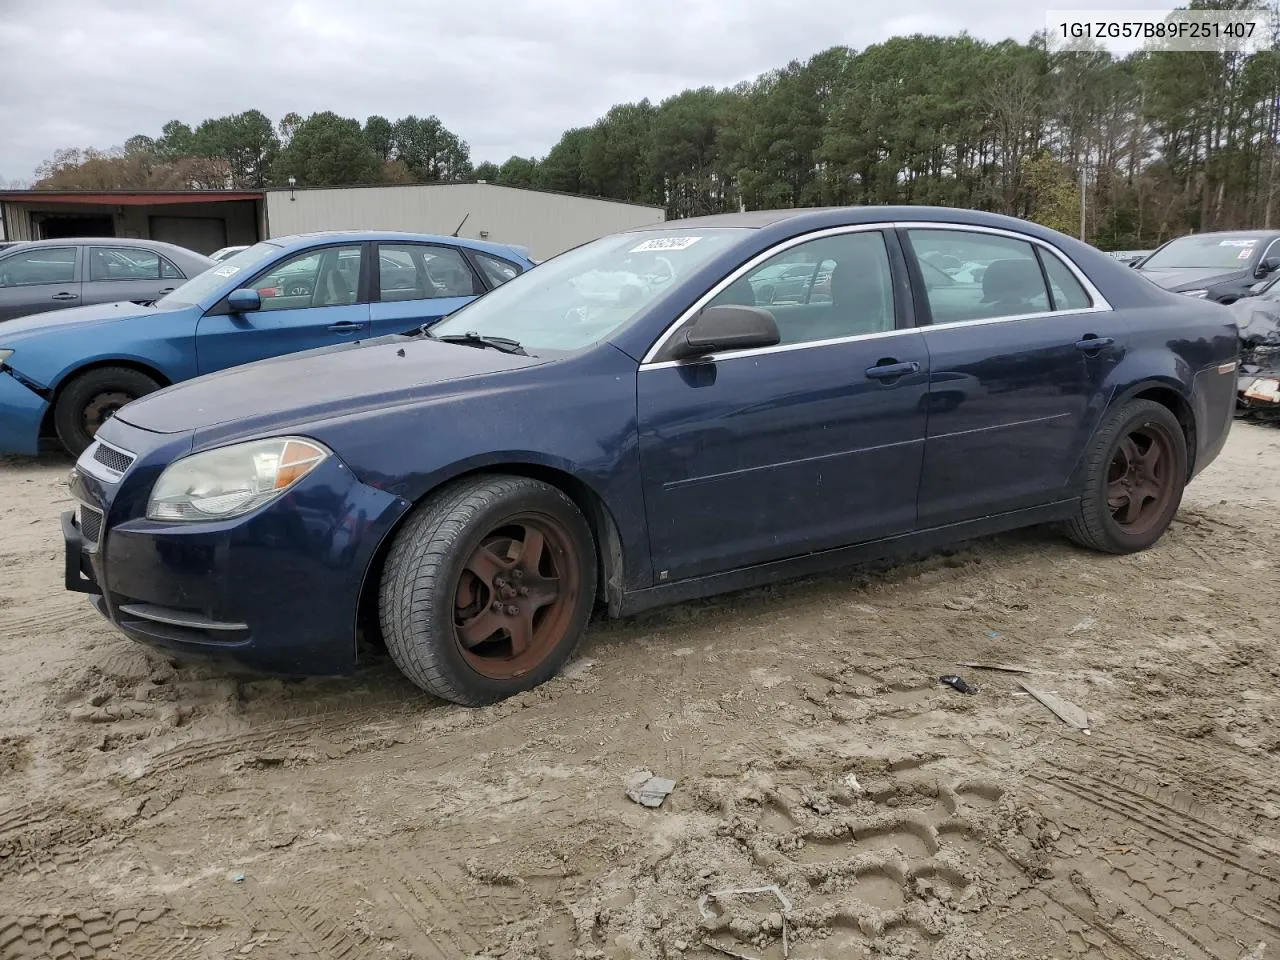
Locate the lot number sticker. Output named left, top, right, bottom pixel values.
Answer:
left=213, top=265, right=241, bottom=277
left=630, top=237, right=702, bottom=252
left=1219, top=239, right=1256, bottom=247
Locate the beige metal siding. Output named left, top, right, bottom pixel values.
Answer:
left=2, top=203, right=33, bottom=240
left=265, top=183, right=664, bottom=260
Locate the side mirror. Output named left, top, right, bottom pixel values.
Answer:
left=227, top=288, right=261, bottom=313
left=1256, top=256, right=1280, bottom=278
left=669, top=304, right=780, bottom=360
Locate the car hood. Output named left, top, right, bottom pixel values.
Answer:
left=113, top=335, right=549, bottom=438
left=1136, top=266, right=1250, bottom=291
left=0, top=299, right=174, bottom=340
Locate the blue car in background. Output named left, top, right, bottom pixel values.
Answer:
left=61, top=206, right=1237, bottom=707
left=0, top=231, right=533, bottom=456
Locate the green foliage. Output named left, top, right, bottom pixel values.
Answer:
left=271, top=112, right=381, bottom=186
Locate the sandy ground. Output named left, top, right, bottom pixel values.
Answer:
left=1, top=425, right=1278, bottom=960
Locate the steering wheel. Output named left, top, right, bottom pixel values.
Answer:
left=642, top=256, right=676, bottom=287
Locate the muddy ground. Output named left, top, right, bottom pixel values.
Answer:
left=1, top=425, right=1278, bottom=960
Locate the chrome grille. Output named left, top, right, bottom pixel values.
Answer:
left=79, top=504, right=103, bottom=544
left=93, top=443, right=135, bottom=475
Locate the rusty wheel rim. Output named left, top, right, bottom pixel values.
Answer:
left=1106, top=421, right=1177, bottom=538
left=83, top=391, right=132, bottom=436
left=452, top=512, right=580, bottom=680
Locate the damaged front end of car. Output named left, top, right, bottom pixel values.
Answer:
left=1232, top=296, right=1280, bottom=421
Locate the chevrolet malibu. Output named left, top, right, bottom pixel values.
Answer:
left=0, top=231, right=532, bottom=456
left=61, top=207, right=1239, bottom=706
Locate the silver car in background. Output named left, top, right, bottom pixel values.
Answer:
left=0, top=238, right=216, bottom=323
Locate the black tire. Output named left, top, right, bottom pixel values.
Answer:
left=1065, top=399, right=1188, bottom=554
left=378, top=475, right=597, bottom=706
left=54, top=366, right=162, bottom=457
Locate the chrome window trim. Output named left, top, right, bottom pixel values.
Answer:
left=638, top=220, right=1113, bottom=370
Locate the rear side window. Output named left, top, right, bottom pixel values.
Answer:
left=378, top=244, right=482, bottom=301
left=472, top=252, right=522, bottom=288
left=0, top=246, right=76, bottom=286
left=90, top=247, right=163, bottom=281
left=908, top=229, right=1051, bottom=323
left=1040, top=252, right=1092, bottom=309
left=161, top=258, right=184, bottom=280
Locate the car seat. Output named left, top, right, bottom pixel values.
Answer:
left=979, top=259, right=1046, bottom=315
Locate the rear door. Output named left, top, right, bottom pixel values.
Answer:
left=902, top=225, right=1124, bottom=526
left=0, top=245, right=81, bottom=321
left=194, top=243, right=371, bottom=374
left=369, top=242, right=487, bottom=337
left=82, top=246, right=187, bottom=306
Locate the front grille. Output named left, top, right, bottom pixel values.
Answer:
left=79, top=504, right=103, bottom=544
left=93, top=443, right=135, bottom=475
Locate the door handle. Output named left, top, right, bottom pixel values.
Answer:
left=865, top=360, right=920, bottom=381
left=51, top=292, right=79, bottom=301
left=328, top=321, right=362, bottom=332
left=1075, top=335, right=1114, bottom=353
left=158, top=287, right=175, bottom=295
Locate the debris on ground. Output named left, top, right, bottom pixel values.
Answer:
left=1020, top=682, right=1091, bottom=733
left=698, top=884, right=792, bottom=956
left=624, top=770, right=676, bottom=807
left=959, top=661, right=1034, bottom=674
left=940, top=674, right=978, bottom=694
left=1068, top=616, right=1099, bottom=635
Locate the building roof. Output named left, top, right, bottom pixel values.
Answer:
left=0, top=190, right=264, bottom=205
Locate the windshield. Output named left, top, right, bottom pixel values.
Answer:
left=428, top=228, right=748, bottom=351
left=1141, top=235, right=1262, bottom=271
left=157, top=241, right=281, bottom=307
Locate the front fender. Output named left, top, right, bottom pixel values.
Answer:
left=9, top=315, right=200, bottom=391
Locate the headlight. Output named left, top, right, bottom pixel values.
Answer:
left=147, top=437, right=329, bottom=522
left=0, top=349, right=12, bottom=366
left=1180, top=289, right=1209, bottom=298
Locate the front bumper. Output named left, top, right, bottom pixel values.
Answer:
left=63, top=429, right=411, bottom=676
left=0, top=369, right=49, bottom=456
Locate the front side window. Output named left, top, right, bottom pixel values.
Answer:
left=472, top=251, right=522, bottom=288
left=704, top=231, right=896, bottom=345
left=908, top=230, right=1053, bottom=324
left=378, top=244, right=480, bottom=302
left=0, top=246, right=76, bottom=287
left=90, top=247, right=162, bottom=282
left=429, top=228, right=748, bottom=352
left=253, top=246, right=363, bottom=312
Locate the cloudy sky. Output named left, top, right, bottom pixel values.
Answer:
left=0, top=0, right=1179, bottom=183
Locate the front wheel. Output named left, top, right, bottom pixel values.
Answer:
left=53, top=366, right=162, bottom=457
left=1065, top=399, right=1188, bottom=554
left=378, top=475, right=597, bottom=706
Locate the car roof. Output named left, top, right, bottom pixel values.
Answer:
left=270, top=230, right=533, bottom=261
left=1160, top=229, right=1280, bottom=240
left=627, top=205, right=1081, bottom=237
left=1, top=236, right=215, bottom=262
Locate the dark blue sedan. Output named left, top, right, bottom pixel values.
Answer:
left=0, top=231, right=532, bottom=456
left=61, top=207, right=1239, bottom=706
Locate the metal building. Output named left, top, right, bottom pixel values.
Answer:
left=0, top=183, right=664, bottom=260
left=266, top=183, right=664, bottom=260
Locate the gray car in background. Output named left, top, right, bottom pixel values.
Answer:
left=0, top=238, right=216, bottom=323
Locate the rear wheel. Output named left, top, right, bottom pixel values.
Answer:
left=378, top=475, right=597, bottom=706
left=1065, top=399, right=1188, bottom=554
left=53, top=366, right=162, bottom=457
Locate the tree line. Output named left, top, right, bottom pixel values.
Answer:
left=27, top=6, right=1280, bottom=250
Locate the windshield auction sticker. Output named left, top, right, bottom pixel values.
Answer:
left=1219, top=240, right=1257, bottom=247
left=213, top=265, right=241, bottom=277
left=630, top=237, right=702, bottom=252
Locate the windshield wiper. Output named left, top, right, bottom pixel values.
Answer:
left=427, top=329, right=527, bottom=356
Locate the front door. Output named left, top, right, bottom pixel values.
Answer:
left=0, top=245, right=81, bottom=322
left=903, top=226, right=1125, bottom=527
left=195, top=243, right=371, bottom=375
left=638, top=228, right=931, bottom=583
left=369, top=242, right=486, bottom=337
